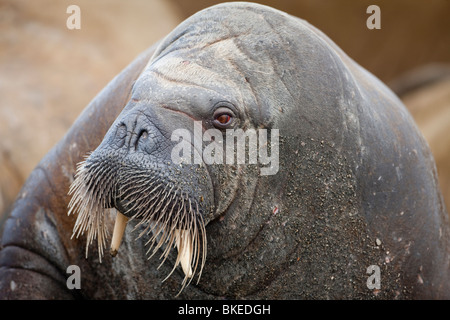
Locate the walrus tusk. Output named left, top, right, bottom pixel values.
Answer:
left=175, top=229, right=193, bottom=278
left=110, top=210, right=129, bottom=257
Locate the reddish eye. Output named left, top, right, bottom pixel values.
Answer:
left=216, top=114, right=231, bottom=124
left=212, top=106, right=236, bottom=128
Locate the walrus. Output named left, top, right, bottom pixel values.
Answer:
left=1, top=2, right=449, bottom=299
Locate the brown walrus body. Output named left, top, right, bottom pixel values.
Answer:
left=0, top=3, right=449, bottom=299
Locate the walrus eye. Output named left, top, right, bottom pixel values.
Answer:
left=213, top=107, right=234, bottom=128
left=216, top=114, right=231, bottom=124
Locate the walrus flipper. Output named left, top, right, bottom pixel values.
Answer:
left=0, top=168, right=77, bottom=299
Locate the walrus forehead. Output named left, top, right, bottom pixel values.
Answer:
left=132, top=41, right=288, bottom=128
left=127, top=55, right=245, bottom=124
left=144, top=55, right=239, bottom=95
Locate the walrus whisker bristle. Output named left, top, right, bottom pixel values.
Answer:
left=68, top=155, right=207, bottom=293
left=126, top=185, right=164, bottom=216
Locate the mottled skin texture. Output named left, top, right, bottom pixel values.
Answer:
left=1, top=3, right=449, bottom=299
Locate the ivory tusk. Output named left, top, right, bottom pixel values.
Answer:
left=110, top=210, right=129, bottom=257
left=175, top=229, right=193, bottom=278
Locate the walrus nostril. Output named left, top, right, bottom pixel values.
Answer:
left=139, top=130, right=148, bottom=140
left=114, top=119, right=152, bottom=152
left=136, top=129, right=148, bottom=149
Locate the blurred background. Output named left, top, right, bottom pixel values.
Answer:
left=0, top=0, right=449, bottom=229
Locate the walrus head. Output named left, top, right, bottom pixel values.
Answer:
left=66, top=3, right=290, bottom=294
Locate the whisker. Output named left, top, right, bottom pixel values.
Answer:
left=68, top=154, right=207, bottom=294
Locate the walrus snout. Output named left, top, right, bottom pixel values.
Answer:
left=68, top=109, right=214, bottom=291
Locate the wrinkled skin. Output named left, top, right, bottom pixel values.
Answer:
left=1, top=3, right=449, bottom=299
